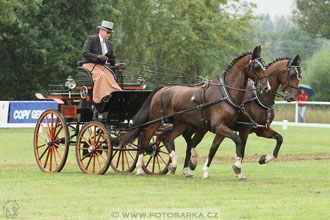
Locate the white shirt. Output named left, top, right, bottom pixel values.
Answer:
left=99, top=34, right=108, bottom=55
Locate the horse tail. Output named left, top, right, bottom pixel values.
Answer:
left=119, top=86, right=164, bottom=145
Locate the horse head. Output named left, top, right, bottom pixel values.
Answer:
left=247, top=46, right=270, bottom=94
left=280, top=55, right=301, bottom=102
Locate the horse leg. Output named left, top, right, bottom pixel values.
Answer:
left=209, top=125, right=246, bottom=180
left=257, top=128, right=283, bottom=164
left=182, top=131, right=194, bottom=177
left=166, top=124, right=187, bottom=174
left=188, top=130, right=206, bottom=170
left=136, top=121, right=162, bottom=177
left=238, top=128, right=251, bottom=161
left=203, top=134, right=225, bottom=179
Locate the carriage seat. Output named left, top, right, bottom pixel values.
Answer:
left=77, top=61, right=93, bottom=87
left=76, top=61, right=143, bottom=89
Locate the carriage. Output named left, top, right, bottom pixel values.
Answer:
left=33, top=62, right=171, bottom=175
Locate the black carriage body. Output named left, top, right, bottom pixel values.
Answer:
left=98, top=90, right=152, bottom=127
left=43, top=63, right=151, bottom=129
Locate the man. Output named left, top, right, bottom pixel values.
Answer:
left=81, top=20, right=121, bottom=103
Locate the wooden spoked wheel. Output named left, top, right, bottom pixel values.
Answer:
left=141, top=134, right=171, bottom=175
left=34, top=109, right=69, bottom=173
left=76, top=121, right=112, bottom=175
left=110, top=131, right=139, bottom=173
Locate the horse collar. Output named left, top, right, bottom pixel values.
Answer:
left=219, top=76, right=240, bottom=110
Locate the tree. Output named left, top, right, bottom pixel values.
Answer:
left=0, top=0, right=99, bottom=100
left=146, top=0, right=257, bottom=85
left=253, top=14, right=324, bottom=64
left=304, top=48, right=330, bottom=101
left=0, top=0, right=24, bottom=27
left=294, top=0, right=330, bottom=39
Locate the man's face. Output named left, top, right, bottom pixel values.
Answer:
left=100, top=29, right=111, bottom=40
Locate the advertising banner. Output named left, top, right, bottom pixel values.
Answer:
left=9, top=101, right=58, bottom=124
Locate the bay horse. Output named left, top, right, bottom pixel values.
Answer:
left=120, top=46, right=270, bottom=179
left=183, top=55, right=301, bottom=179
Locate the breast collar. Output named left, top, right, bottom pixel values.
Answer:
left=219, top=75, right=241, bottom=110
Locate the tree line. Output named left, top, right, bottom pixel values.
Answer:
left=1, top=0, right=329, bottom=101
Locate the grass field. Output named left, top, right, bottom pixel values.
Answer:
left=1, top=126, right=330, bottom=220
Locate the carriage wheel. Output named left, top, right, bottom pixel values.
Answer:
left=141, top=133, right=171, bottom=175
left=76, top=121, right=112, bottom=175
left=110, top=131, right=139, bottom=173
left=34, top=109, right=69, bottom=173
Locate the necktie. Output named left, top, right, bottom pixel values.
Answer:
left=101, top=40, right=108, bottom=55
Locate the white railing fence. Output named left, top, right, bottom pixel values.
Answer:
left=272, top=101, right=330, bottom=129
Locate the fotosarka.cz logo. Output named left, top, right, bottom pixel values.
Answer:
left=3, top=200, right=19, bottom=219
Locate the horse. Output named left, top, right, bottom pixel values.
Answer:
left=120, top=46, right=270, bottom=179
left=183, top=55, right=301, bottom=179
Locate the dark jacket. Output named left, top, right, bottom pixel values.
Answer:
left=81, top=35, right=117, bottom=65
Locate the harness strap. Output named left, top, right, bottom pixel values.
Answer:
left=236, top=81, right=274, bottom=128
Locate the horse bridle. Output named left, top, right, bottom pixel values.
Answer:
left=248, top=56, right=268, bottom=88
left=280, top=59, right=302, bottom=92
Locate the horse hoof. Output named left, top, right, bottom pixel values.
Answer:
left=203, top=177, right=210, bottom=180
left=168, top=165, right=177, bottom=174
left=188, top=161, right=197, bottom=170
left=185, top=174, right=194, bottom=178
left=238, top=177, right=248, bottom=181
left=259, top=155, right=267, bottom=164
left=136, top=173, right=144, bottom=177
left=232, top=164, right=241, bottom=175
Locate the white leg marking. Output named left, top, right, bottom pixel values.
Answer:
left=190, top=148, right=198, bottom=166
left=169, top=150, right=177, bottom=168
left=265, top=154, right=275, bottom=163
left=234, top=156, right=242, bottom=168
left=182, top=167, right=193, bottom=177
left=136, top=154, right=144, bottom=176
left=203, top=158, right=209, bottom=179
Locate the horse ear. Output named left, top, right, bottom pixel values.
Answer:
left=292, top=54, right=300, bottom=65
left=252, top=46, right=260, bottom=59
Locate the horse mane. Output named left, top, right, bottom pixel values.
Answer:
left=221, top=52, right=251, bottom=76
left=266, top=57, right=290, bottom=68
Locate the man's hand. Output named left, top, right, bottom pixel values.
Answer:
left=114, top=62, right=120, bottom=68
left=97, top=55, right=108, bottom=62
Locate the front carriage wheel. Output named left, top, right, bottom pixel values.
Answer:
left=34, top=109, right=69, bottom=173
left=110, top=131, right=139, bottom=173
left=76, top=121, right=112, bottom=175
left=141, top=133, right=171, bottom=175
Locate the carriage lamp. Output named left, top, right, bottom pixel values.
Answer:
left=65, top=75, right=76, bottom=90
left=137, top=76, right=146, bottom=89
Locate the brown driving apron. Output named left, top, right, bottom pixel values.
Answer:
left=82, top=63, right=121, bottom=103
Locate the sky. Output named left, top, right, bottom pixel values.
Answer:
left=246, top=0, right=296, bottom=20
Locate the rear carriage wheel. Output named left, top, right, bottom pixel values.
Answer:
left=76, top=121, right=112, bottom=175
left=34, top=109, right=69, bottom=173
left=141, top=133, right=171, bottom=175
left=110, top=131, right=139, bottom=173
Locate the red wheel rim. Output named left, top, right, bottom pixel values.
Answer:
left=142, top=135, right=170, bottom=175
left=76, top=122, right=111, bottom=175
left=34, top=110, right=69, bottom=173
left=111, top=132, right=138, bottom=173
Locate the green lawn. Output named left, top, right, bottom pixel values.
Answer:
left=0, top=126, right=329, bottom=220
